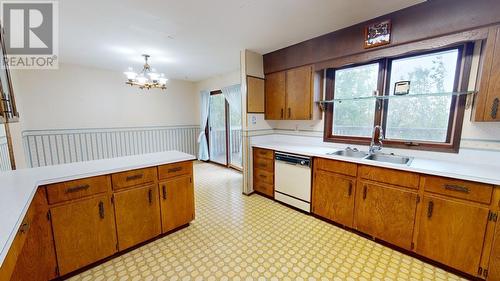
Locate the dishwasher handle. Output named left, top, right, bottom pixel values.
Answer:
left=275, top=153, right=311, bottom=167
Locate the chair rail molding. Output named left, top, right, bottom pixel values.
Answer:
left=23, top=125, right=200, bottom=168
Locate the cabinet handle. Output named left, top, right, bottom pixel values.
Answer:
left=348, top=182, right=353, bottom=196
left=19, top=221, right=30, bottom=234
left=427, top=201, right=434, bottom=218
left=65, top=184, right=90, bottom=193
left=259, top=174, right=267, bottom=179
left=126, top=174, right=143, bottom=181
left=168, top=167, right=182, bottom=173
left=162, top=185, right=167, bottom=199
left=280, top=108, right=284, bottom=119
left=362, top=185, right=367, bottom=200
left=288, top=108, right=291, bottom=118
left=148, top=189, right=153, bottom=205
left=491, top=98, right=499, bottom=119
left=98, top=201, right=105, bottom=219
left=444, top=184, right=470, bottom=194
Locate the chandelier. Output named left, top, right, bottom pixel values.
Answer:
left=124, top=54, right=168, bottom=90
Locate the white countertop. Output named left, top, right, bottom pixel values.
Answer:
left=0, top=151, right=195, bottom=267
left=252, top=142, right=500, bottom=186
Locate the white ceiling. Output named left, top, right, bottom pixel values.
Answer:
left=60, top=0, right=424, bottom=81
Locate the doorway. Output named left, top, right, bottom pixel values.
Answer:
left=208, top=90, right=242, bottom=170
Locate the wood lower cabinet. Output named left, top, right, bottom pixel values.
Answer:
left=354, top=180, right=418, bottom=250
left=113, top=184, right=161, bottom=251
left=416, top=195, right=490, bottom=276
left=253, top=148, right=275, bottom=197
left=312, top=170, right=355, bottom=227
left=9, top=189, right=57, bottom=281
left=50, top=195, right=117, bottom=275
left=159, top=174, right=195, bottom=233
left=489, top=222, right=500, bottom=280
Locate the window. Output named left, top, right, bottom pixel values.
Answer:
left=324, top=45, right=469, bottom=152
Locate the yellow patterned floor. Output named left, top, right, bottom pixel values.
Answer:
left=70, top=162, right=465, bottom=281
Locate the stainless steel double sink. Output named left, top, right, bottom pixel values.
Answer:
left=326, top=148, right=413, bottom=165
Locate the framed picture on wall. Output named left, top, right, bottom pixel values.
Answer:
left=364, top=20, right=391, bottom=49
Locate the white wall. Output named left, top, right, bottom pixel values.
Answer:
left=8, top=63, right=201, bottom=168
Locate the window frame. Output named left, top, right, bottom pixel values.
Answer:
left=323, top=43, right=473, bottom=153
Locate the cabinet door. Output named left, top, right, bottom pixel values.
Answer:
left=416, top=195, right=489, bottom=276
left=476, top=25, right=500, bottom=122
left=285, top=65, right=312, bottom=120
left=489, top=221, right=500, bottom=281
left=312, top=170, right=355, bottom=227
left=355, top=181, right=418, bottom=250
left=51, top=195, right=117, bottom=275
left=159, top=175, right=195, bottom=233
left=114, top=184, right=161, bottom=251
left=10, top=189, right=58, bottom=281
left=265, top=71, right=286, bottom=120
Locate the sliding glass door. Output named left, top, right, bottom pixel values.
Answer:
left=209, top=93, right=227, bottom=165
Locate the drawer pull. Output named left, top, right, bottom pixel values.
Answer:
left=427, top=201, right=434, bottom=218
left=168, top=167, right=183, bottom=173
left=259, top=175, right=267, bottom=179
left=362, top=185, right=367, bottom=200
left=19, top=222, right=30, bottom=234
left=444, top=184, right=470, bottom=194
left=148, top=189, right=153, bottom=205
left=126, top=174, right=143, bottom=181
left=98, top=201, right=105, bottom=219
left=162, top=185, right=167, bottom=199
left=491, top=98, right=499, bottom=119
left=348, top=182, right=353, bottom=196
left=259, top=151, right=267, bottom=155
left=258, top=163, right=267, bottom=168
left=65, top=184, right=90, bottom=193
left=280, top=108, right=284, bottom=118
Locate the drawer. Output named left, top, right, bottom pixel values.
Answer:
left=254, top=168, right=274, bottom=185
left=46, top=175, right=110, bottom=204
left=112, top=167, right=157, bottom=190
left=421, top=175, right=493, bottom=204
left=359, top=165, right=419, bottom=189
left=314, top=158, right=357, bottom=177
left=253, top=157, right=274, bottom=172
left=253, top=147, right=274, bottom=160
left=254, top=181, right=274, bottom=197
left=158, top=161, right=193, bottom=180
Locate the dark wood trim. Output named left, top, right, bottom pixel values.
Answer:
left=3, top=122, right=16, bottom=169
left=263, top=0, right=500, bottom=74
left=323, top=44, right=472, bottom=153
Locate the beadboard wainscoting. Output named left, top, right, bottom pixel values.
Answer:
left=23, top=126, right=200, bottom=167
left=0, top=136, right=11, bottom=171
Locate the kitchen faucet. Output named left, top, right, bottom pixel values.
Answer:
left=369, top=125, right=384, bottom=154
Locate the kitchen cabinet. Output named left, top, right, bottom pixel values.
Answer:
left=50, top=194, right=117, bottom=275
left=416, top=195, right=490, bottom=276
left=264, top=65, right=320, bottom=120
left=113, top=184, right=161, bottom=251
left=312, top=170, right=355, bottom=227
left=354, top=180, right=418, bottom=250
left=475, top=25, right=500, bottom=122
left=9, top=189, right=57, bottom=281
left=488, top=221, right=500, bottom=280
left=159, top=174, right=195, bottom=233
left=252, top=148, right=274, bottom=197
left=247, top=76, right=265, bottom=113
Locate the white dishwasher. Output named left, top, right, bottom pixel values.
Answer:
left=274, top=152, right=312, bottom=212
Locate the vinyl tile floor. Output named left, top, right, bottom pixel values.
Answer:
left=69, top=162, right=465, bottom=281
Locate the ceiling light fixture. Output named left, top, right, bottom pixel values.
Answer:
left=124, top=54, right=168, bottom=90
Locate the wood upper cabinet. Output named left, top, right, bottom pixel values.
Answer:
left=354, top=180, right=418, bottom=250
left=475, top=25, right=500, bottom=122
left=416, top=195, right=490, bottom=276
left=265, top=71, right=286, bottom=120
left=114, top=184, right=161, bottom=251
left=50, top=195, right=117, bottom=275
left=9, top=189, right=57, bottom=281
left=159, top=174, right=195, bottom=233
left=265, top=65, right=320, bottom=120
left=312, top=170, right=355, bottom=227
